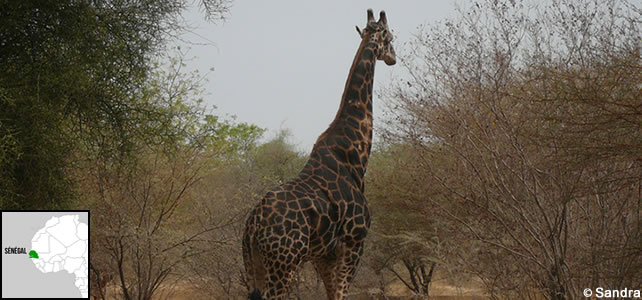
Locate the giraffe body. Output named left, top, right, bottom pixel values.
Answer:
left=243, top=9, right=395, bottom=300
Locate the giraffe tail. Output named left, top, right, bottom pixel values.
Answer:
left=244, top=235, right=264, bottom=300
left=249, top=289, right=262, bottom=300
left=243, top=215, right=265, bottom=300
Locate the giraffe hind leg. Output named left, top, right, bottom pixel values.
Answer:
left=314, top=241, right=364, bottom=300
left=260, top=226, right=308, bottom=300
left=261, top=249, right=305, bottom=300
left=314, top=258, right=339, bottom=300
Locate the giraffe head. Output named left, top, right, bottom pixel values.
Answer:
left=356, top=9, right=396, bottom=65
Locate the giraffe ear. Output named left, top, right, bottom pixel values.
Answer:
left=367, top=9, right=374, bottom=23
left=378, top=11, right=387, bottom=24
left=355, top=26, right=363, bottom=37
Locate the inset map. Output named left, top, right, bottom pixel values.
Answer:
left=2, top=211, right=89, bottom=298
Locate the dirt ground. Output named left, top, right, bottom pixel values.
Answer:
left=102, top=277, right=487, bottom=300
left=385, top=278, right=486, bottom=298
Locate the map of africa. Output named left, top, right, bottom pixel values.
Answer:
left=2, top=211, right=89, bottom=298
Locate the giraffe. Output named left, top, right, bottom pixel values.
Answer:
left=242, top=9, right=395, bottom=300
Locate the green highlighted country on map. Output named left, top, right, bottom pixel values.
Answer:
left=28, top=250, right=39, bottom=259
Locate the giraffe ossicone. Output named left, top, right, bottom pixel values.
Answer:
left=242, top=9, right=396, bottom=300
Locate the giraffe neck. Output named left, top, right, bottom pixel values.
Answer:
left=306, top=34, right=378, bottom=190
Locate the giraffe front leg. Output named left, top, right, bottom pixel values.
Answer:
left=315, top=240, right=364, bottom=300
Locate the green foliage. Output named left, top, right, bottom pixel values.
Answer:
left=0, top=0, right=180, bottom=209
left=250, top=129, right=307, bottom=185
left=0, top=0, right=234, bottom=209
left=0, top=89, right=74, bottom=209
left=202, top=115, right=265, bottom=158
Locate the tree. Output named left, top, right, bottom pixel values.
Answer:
left=383, top=0, right=641, bottom=298
left=185, top=129, right=308, bottom=299
left=365, top=143, right=443, bottom=297
left=86, top=53, right=262, bottom=300
left=0, top=0, right=229, bottom=209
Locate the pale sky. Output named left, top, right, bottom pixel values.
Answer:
left=177, top=1, right=460, bottom=152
